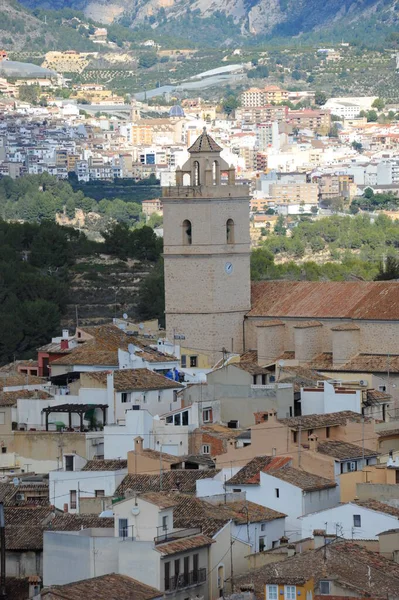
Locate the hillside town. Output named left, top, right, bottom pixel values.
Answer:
left=0, top=120, right=399, bottom=600
left=3, top=33, right=399, bottom=600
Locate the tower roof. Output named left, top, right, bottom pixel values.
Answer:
left=188, top=127, right=222, bottom=153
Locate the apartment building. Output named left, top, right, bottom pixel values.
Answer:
left=237, top=104, right=288, bottom=124
left=269, top=181, right=319, bottom=206
left=241, top=85, right=289, bottom=108
left=287, top=109, right=331, bottom=134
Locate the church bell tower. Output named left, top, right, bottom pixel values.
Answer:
left=162, top=128, right=251, bottom=365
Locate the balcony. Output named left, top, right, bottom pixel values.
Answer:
left=165, top=568, right=207, bottom=592
left=154, top=527, right=202, bottom=545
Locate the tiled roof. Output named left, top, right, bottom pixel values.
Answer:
left=36, top=342, right=71, bottom=354
left=235, top=540, right=399, bottom=599
left=5, top=578, right=30, bottom=600
left=354, top=499, right=399, bottom=517
left=0, top=374, right=44, bottom=388
left=187, top=128, right=222, bottom=153
left=51, top=349, right=118, bottom=367
left=4, top=506, right=54, bottom=550
left=115, top=470, right=219, bottom=496
left=81, top=459, right=127, bottom=471
left=138, top=492, right=177, bottom=509
left=279, top=411, right=368, bottom=430
left=47, top=514, right=114, bottom=531
left=0, top=360, right=38, bottom=373
left=173, top=494, right=285, bottom=537
left=268, top=466, right=336, bottom=491
left=309, top=352, right=399, bottom=374
left=77, top=325, right=173, bottom=363
left=317, top=441, right=379, bottom=460
left=367, top=389, right=392, bottom=402
left=195, top=424, right=242, bottom=440
left=41, top=574, right=161, bottom=600
left=249, top=281, right=399, bottom=320
left=235, top=351, right=272, bottom=376
left=141, top=448, right=178, bottom=463
left=377, top=428, right=399, bottom=438
left=155, top=533, right=213, bottom=556
left=0, top=389, right=52, bottom=407
left=227, top=456, right=292, bottom=485
left=85, top=369, right=182, bottom=391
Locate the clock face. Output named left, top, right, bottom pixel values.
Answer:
left=225, top=262, right=233, bottom=275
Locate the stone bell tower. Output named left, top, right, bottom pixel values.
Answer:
left=162, top=128, right=251, bottom=366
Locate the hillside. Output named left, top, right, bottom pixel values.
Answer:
left=0, top=0, right=56, bottom=50
left=13, top=0, right=399, bottom=42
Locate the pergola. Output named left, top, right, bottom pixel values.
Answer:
left=42, top=404, right=108, bottom=431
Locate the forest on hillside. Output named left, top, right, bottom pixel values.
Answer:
left=0, top=220, right=162, bottom=365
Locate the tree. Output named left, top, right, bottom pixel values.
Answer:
left=137, top=259, right=165, bottom=325
left=221, top=95, right=239, bottom=116
left=367, top=110, right=378, bottom=122
left=138, top=53, right=158, bottom=69
left=372, top=97, right=385, bottom=111
left=274, top=214, right=287, bottom=236
left=351, top=141, right=363, bottom=152
left=314, top=91, right=327, bottom=106
left=375, top=256, right=399, bottom=280
left=18, top=85, right=39, bottom=105
left=250, top=248, right=275, bottom=280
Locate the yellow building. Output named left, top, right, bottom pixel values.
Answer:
left=241, top=85, right=289, bottom=107
left=269, top=182, right=319, bottom=206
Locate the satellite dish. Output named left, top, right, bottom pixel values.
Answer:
left=279, top=360, right=285, bottom=367
left=12, top=477, right=20, bottom=486
left=139, top=323, right=144, bottom=330
left=123, top=313, right=128, bottom=320
left=131, top=505, right=140, bottom=516
left=99, top=509, right=114, bottom=518
left=128, top=343, right=135, bottom=355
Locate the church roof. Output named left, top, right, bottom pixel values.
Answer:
left=249, top=281, right=399, bottom=321
left=188, top=128, right=222, bottom=153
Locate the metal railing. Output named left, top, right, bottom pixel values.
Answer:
left=164, top=568, right=206, bottom=592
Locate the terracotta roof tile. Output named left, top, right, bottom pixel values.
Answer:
left=47, top=513, right=114, bottom=531
left=81, top=459, right=127, bottom=471
left=115, top=470, right=219, bottom=496
left=187, top=129, right=222, bottom=153
left=279, top=411, right=368, bottom=430
left=0, top=389, right=52, bottom=406
left=317, top=441, right=378, bottom=460
left=236, top=351, right=272, bottom=376
left=267, top=465, right=336, bottom=491
left=51, top=349, right=118, bottom=367
left=249, top=281, right=399, bottom=320
left=354, top=499, right=399, bottom=517
left=41, top=574, right=161, bottom=600
left=377, top=428, right=399, bottom=438
left=138, top=492, right=178, bottom=509
left=155, top=533, right=213, bottom=555
left=85, top=369, right=182, bottom=391
left=235, top=540, right=399, bottom=598
left=0, top=374, right=44, bottom=388
left=227, top=456, right=292, bottom=485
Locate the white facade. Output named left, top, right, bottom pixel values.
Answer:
left=300, top=382, right=362, bottom=415
left=300, top=502, right=399, bottom=540
left=49, top=460, right=127, bottom=512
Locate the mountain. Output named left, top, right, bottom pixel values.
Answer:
left=13, top=0, right=399, bottom=40
left=0, top=0, right=56, bottom=50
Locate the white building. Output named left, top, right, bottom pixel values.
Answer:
left=301, top=381, right=362, bottom=415
left=300, top=500, right=399, bottom=541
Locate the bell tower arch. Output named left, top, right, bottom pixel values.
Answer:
left=162, top=128, right=251, bottom=366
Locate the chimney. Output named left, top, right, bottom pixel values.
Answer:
left=63, top=503, right=68, bottom=513
left=308, top=434, right=318, bottom=452
left=134, top=436, right=144, bottom=453
left=62, top=329, right=69, bottom=339
left=286, top=544, right=296, bottom=557
left=267, top=409, right=277, bottom=423
left=313, top=529, right=327, bottom=549
left=60, top=339, right=69, bottom=350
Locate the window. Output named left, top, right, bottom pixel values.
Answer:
left=347, top=461, right=357, bottom=472
left=319, top=581, right=330, bottom=595
left=65, top=455, right=74, bottom=471
left=275, top=488, right=280, bottom=498
left=184, top=556, right=190, bottom=585
left=233, top=489, right=241, bottom=493
left=261, top=523, right=266, bottom=532
left=95, top=490, right=105, bottom=497
left=118, top=518, right=128, bottom=538
left=182, top=411, right=189, bottom=426
left=70, top=490, right=77, bottom=510
left=203, top=408, right=213, bottom=423
left=142, top=393, right=147, bottom=404
left=121, top=392, right=130, bottom=403
left=173, top=390, right=178, bottom=402
left=202, top=444, right=210, bottom=455
left=1, top=447, right=6, bottom=454
left=181, top=355, right=187, bottom=368
left=174, top=558, right=180, bottom=584
left=190, top=356, right=198, bottom=368
left=217, top=565, right=224, bottom=592
left=379, top=385, right=387, bottom=392
left=162, top=515, right=168, bottom=531
left=326, top=426, right=330, bottom=438
left=193, top=161, right=200, bottom=186
left=164, top=561, right=170, bottom=591
left=193, top=554, right=199, bottom=582
left=183, top=220, right=192, bottom=245
left=259, top=536, right=265, bottom=552
left=353, top=514, right=361, bottom=527
left=0, top=413, right=5, bottom=425
left=226, top=218, right=235, bottom=244
left=266, top=585, right=278, bottom=600
left=158, top=391, right=162, bottom=402
left=285, top=586, right=296, bottom=600
left=292, top=431, right=297, bottom=443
